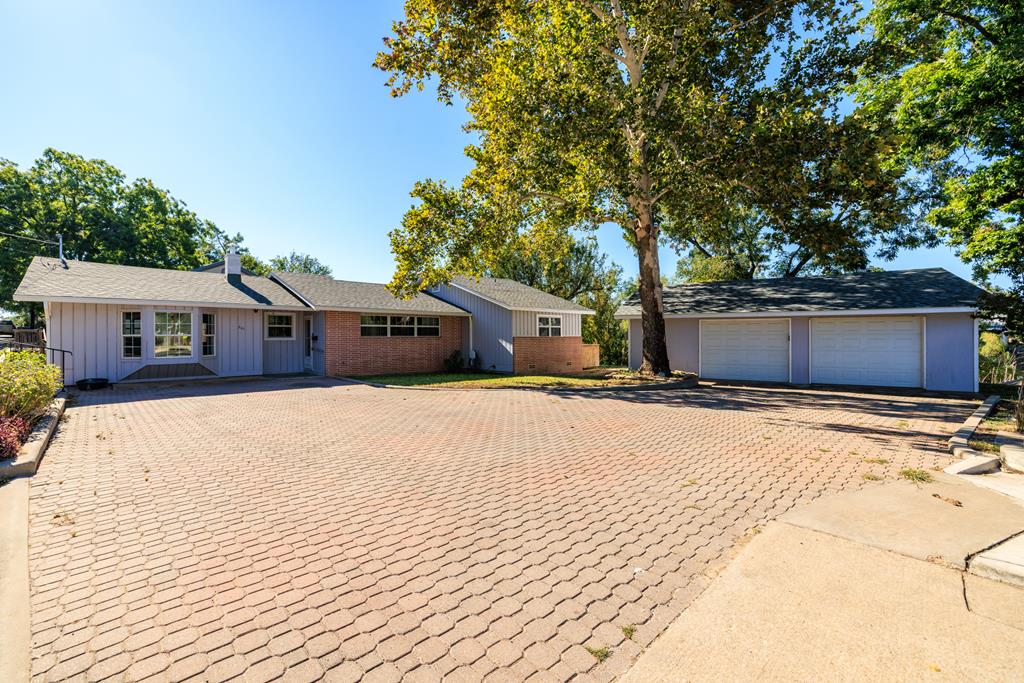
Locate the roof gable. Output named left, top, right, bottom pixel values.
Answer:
left=448, top=276, right=593, bottom=313
left=616, top=268, right=984, bottom=317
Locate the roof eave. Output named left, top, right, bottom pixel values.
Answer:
left=14, top=294, right=310, bottom=311
left=315, top=305, right=472, bottom=317
left=614, top=305, right=978, bottom=320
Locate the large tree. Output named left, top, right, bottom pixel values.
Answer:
left=0, top=149, right=223, bottom=324
left=377, top=0, right=900, bottom=373
left=269, top=251, right=333, bottom=276
left=858, top=0, right=1024, bottom=332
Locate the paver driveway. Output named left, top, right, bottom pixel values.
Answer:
left=28, top=378, right=974, bottom=682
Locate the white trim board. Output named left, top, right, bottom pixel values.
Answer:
left=16, top=295, right=310, bottom=312
left=616, top=306, right=975, bottom=320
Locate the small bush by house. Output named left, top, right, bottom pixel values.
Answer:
left=0, top=350, right=62, bottom=421
left=0, top=416, right=31, bottom=460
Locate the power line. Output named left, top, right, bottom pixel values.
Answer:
left=0, top=230, right=59, bottom=245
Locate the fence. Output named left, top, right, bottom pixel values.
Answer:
left=581, top=343, right=600, bottom=369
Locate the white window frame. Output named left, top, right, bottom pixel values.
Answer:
left=153, top=310, right=194, bottom=359
left=359, top=314, right=443, bottom=337
left=202, top=313, right=216, bottom=357
left=120, top=310, right=142, bottom=360
left=415, top=316, right=440, bottom=337
left=265, top=312, right=296, bottom=341
left=538, top=315, right=562, bottom=337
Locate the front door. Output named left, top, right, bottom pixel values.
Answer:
left=303, top=316, right=312, bottom=370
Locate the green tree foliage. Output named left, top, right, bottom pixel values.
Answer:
left=671, top=202, right=908, bottom=283
left=0, top=149, right=226, bottom=322
left=376, top=1, right=915, bottom=373
left=858, top=1, right=1024, bottom=332
left=978, top=330, right=1018, bottom=383
left=268, top=251, right=333, bottom=276
left=489, top=234, right=628, bottom=365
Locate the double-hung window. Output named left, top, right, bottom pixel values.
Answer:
left=538, top=316, right=562, bottom=337
left=121, top=311, right=142, bottom=359
left=202, top=313, right=216, bottom=357
left=265, top=313, right=294, bottom=340
left=359, top=315, right=442, bottom=337
left=154, top=311, right=193, bottom=357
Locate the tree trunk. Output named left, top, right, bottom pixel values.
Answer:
left=634, top=211, right=671, bottom=375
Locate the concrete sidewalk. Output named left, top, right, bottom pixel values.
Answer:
left=621, top=474, right=1024, bottom=682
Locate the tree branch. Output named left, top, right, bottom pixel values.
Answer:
left=687, top=237, right=713, bottom=258
left=936, top=8, right=999, bottom=45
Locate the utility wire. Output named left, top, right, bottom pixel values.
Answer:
left=0, top=230, right=59, bottom=245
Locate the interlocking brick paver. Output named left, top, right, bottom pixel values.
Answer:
left=28, top=377, right=971, bottom=681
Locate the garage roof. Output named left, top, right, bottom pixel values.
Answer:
left=615, top=268, right=984, bottom=317
left=14, top=257, right=309, bottom=310
left=271, top=271, right=470, bottom=316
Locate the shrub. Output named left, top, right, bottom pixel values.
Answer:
left=0, top=350, right=62, bottom=420
left=443, top=350, right=464, bottom=373
left=0, top=416, right=31, bottom=460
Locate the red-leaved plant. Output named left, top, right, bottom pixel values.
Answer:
left=0, top=416, right=31, bottom=460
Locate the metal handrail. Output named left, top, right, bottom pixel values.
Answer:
left=0, top=339, right=74, bottom=387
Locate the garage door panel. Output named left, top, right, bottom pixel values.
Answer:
left=811, top=317, right=922, bottom=388
left=701, top=319, right=789, bottom=382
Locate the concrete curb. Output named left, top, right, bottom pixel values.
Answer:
left=1000, top=444, right=1024, bottom=473
left=943, top=395, right=1001, bottom=475
left=0, top=477, right=30, bottom=683
left=0, top=397, right=66, bottom=480
left=341, top=376, right=699, bottom=393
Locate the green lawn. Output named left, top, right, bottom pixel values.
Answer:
left=361, top=368, right=690, bottom=389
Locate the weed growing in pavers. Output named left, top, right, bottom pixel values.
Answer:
left=863, top=473, right=883, bottom=481
left=863, top=457, right=889, bottom=465
left=51, top=511, right=74, bottom=526
left=899, top=468, right=933, bottom=484
left=680, top=478, right=698, bottom=487
left=684, top=504, right=704, bottom=511
left=818, top=448, right=830, bottom=453
left=621, top=624, right=636, bottom=640
left=895, top=420, right=910, bottom=428
left=585, top=646, right=611, bottom=662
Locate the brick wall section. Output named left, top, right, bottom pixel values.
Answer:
left=513, top=336, right=584, bottom=374
left=324, top=311, right=464, bottom=376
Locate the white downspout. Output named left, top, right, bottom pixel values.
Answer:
left=973, top=315, right=980, bottom=393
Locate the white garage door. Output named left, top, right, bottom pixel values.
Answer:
left=810, top=317, right=922, bottom=388
left=700, top=319, right=790, bottom=382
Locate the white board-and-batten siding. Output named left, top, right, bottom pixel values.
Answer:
left=46, top=302, right=266, bottom=385
left=511, top=310, right=581, bottom=337
left=430, top=283, right=513, bottom=372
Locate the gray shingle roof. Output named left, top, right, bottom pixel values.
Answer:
left=450, top=276, right=594, bottom=313
left=615, top=268, right=984, bottom=317
left=271, top=271, right=469, bottom=316
left=14, top=257, right=309, bottom=309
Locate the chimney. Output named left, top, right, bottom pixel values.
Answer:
left=225, top=247, right=242, bottom=285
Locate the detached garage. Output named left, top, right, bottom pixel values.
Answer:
left=618, top=268, right=984, bottom=393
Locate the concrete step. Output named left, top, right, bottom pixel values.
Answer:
left=944, top=454, right=1002, bottom=475
left=971, top=533, right=1024, bottom=589
left=1002, top=444, right=1024, bottom=473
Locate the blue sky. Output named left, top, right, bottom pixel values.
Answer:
left=1, top=0, right=976, bottom=285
